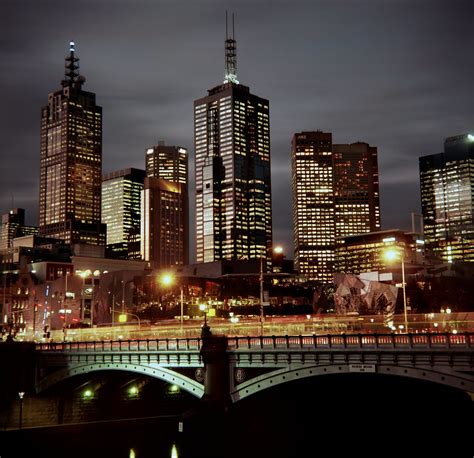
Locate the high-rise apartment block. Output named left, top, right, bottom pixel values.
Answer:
left=38, top=42, right=105, bottom=246
left=102, top=168, right=145, bottom=259
left=292, top=131, right=380, bottom=282
left=419, top=133, right=474, bottom=263
left=140, top=177, right=188, bottom=268
left=194, top=18, right=272, bottom=265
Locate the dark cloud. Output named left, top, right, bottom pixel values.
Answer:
left=1, top=0, right=473, bottom=260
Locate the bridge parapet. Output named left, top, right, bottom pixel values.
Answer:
left=34, top=333, right=473, bottom=353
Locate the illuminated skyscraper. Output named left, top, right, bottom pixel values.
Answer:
left=419, top=133, right=474, bottom=263
left=145, top=141, right=188, bottom=185
left=292, top=132, right=380, bottom=282
left=102, top=168, right=145, bottom=259
left=140, top=177, right=188, bottom=269
left=39, top=42, right=105, bottom=245
left=194, top=15, right=272, bottom=265
left=292, top=131, right=335, bottom=282
left=333, top=142, right=381, bottom=238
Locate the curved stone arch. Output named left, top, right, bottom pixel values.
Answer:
left=231, top=364, right=474, bottom=403
left=37, top=362, right=204, bottom=398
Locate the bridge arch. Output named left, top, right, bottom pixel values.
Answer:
left=230, top=364, right=474, bottom=402
left=37, top=362, right=204, bottom=398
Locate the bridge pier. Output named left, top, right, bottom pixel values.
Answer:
left=178, top=327, right=231, bottom=457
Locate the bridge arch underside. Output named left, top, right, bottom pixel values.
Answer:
left=37, top=363, right=204, bottom=398
left=231, top=364, right=474, bottom=402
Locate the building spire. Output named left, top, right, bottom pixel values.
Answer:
left=224, top=12, right=239, bottom=84
left=62, top=41, right=85, bottom=88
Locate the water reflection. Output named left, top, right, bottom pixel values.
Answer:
left=170, top=443, right=179, bottom=458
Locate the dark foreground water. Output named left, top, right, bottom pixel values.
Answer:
left=1, top=374, right=472, bottom=458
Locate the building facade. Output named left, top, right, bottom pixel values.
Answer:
left=335, top=229, right=424, bottom=275
left=194, top=23, right=272, bottom=265
left=102, top=168, right=145, bottom=259
left=0, top=208, right=38, bottom=252
left=333, top=142, right=381, bottom=238
left=420, top=133, right=474, bottom=263
left=145, top=142, right=188, bottom=185
left=38, top=42, right=105, bottom=246
left=292, top=132, right=380, bottom=282
left=140, top=177, right=188, bottom=269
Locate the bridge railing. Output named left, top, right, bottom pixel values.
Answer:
left=35, top=333, right=473, bottom=352
left=227, top=333, right=474, bottom=350
left=36, top=338, right=202, bottom=352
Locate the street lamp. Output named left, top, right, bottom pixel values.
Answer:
left=18, top=391, right=24, bottom=429
left=382, top=247, right=408, bottom=333
left=159, top=272, right=185, bottom=335
left=121, top=279, right=135, bottom=314
left=259, top=246, right=283, bottom=336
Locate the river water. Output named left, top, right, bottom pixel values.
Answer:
left=1, top=373, right=472, bottom=457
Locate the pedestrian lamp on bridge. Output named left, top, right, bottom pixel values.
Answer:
left=382, top=247, right=408, bottom=334
left=159, top=272, right=185, bottom=335
left=260, top=246, right=284, bottom=336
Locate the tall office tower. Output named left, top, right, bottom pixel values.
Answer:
left=102, top=168, right=146, bottom=259
left=333, top=142, right=381, bottom=238
left=0, top=208, right=38, bottom=252
left=145, top=141, right=188, bottom=184
left=292, top=131, right=335, bottom=282
left=292, top=132, right=381, bottom=282
left=140, top=177, right=188, bottom=268
left=194, top=15, right=272, bottom=265
left=39, top=42, right=105, bottom=246
left=420, top=133, right=474, bottom=263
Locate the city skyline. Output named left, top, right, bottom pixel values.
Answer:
left=1, top=0, right=473, bottom=259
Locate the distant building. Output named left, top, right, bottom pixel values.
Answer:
left=420, top=133, right=474, bottom=263
left=333, top=142, right=381, bottom=238
left=102, top=168, right=145, bottom=259
left=145, top=142, right=188, bottom=185
left=38, top=42, right=105, bottom=246
left=335, top=229, right=424, bottom=275
left=292, top=131, right=381, bottom=283
left=194, top=17, right=272, bottom=266
left=0, top=208, right=38, bottom=252
left=140, top=177, right=188, bottom=269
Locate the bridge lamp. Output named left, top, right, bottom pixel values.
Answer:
left=82, top=389, right=93, bottom=399
left=169, top=384, right=180, bottom=394
left=382, top=247, right=408, bottom=334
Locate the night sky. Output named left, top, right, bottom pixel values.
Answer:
left=1, top=0, right=473, bottom=259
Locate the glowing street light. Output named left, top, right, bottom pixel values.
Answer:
left=382, top=247, right=408, bottom=333
left=159, top=272, right=185, bottom=335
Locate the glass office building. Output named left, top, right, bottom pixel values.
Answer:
left=420, top=133, right=474, bottom=263
left=194, top=24, right=272, bottom=265
left=102, top=168, right=145, bottom=259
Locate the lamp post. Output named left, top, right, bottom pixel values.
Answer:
left=18, top=391, right=24, bottom=429
left=121, top=279, right=135, bottom=314
left=383, top=247, right=408, bottom=333
left=159, top=272, right=185, bottom=333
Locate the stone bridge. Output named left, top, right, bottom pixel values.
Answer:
left=34, top=332, right=474, bottom=403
